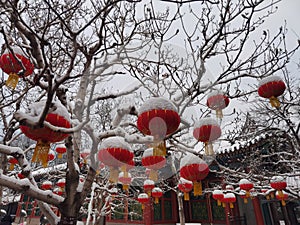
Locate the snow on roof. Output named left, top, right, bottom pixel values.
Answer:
left=179, top=153, right=206, bottom=168
left=138, top=97, right=178, bottom=114
left=194, top=117, right=219, bottom=128
left=258, top=75, right=283, bottom=87
left=99, top=137, right=131, bottom=151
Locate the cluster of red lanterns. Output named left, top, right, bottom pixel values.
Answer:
left=0, top=46, right=34, bottom=89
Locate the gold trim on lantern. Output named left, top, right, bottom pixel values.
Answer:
left=5, top=72, right=19, bottom=89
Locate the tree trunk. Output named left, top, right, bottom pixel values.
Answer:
left=58, top=216, right=78, bottom=225
left=177, top=191, right=185, bottom=225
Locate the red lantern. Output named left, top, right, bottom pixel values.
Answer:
left=0, top=46, right=34, bottom=89
left=144, top=179, right=155, bottom=196
left=119, top=172, right=132, bottom=191
left=239, top=179, right=254, bottom=199
left=98, top=137, right=133, bottom=183
left=20, top=101, right=71, bottom=168
left=8, top=156, right=18, bottom=170
left=137, top=193, right=150, bottom=210
left=152, top=187, right=163, bottom=204
left=17, top=173, right=25, bottom=179
left=41, top=181, right=53, bottom=190
left=179, top=154, right=209, bottom=196
left=55, top=143, right=67, bottom=159
left=142, top=148, right=166, bottom=181
left=48, top=150, right=55, bottom=162
left=53, top=187, right=63, bottom=196
left=212, top=190, right=224, bottom=206
left=178, top=177, right=193, bottom=201
left=258, top=75, right=286, bottom=108
left=137, top=97, right=180, bottom=156
left=270, top=176, right=287, bottom=198
left=193, top=118, right=221, bottom=155
left=223, top=193, right=236, bottom=208
left=276, top=190, right=288, bottom=206
left=56, top=178, right=66, bottom=190
left=206, top=90, right=230, bottom=118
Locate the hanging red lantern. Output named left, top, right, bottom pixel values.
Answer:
left=206, top=90, right=230, bottom=118
left=48, top=150, right=55, bottom=162
left=0, top=46, right=34, bottom=89
left=8, top=156, right=18, bottom=170
left=193, top=118, right=221, bottom=156
left=53, top=187, right=63, bottom=196
left=55, top=143, right=67, bottom=159
left=142, top=148, right=166, bottom=181
left=56, top=178, right=66, bottom=190
left=137, top=193, right=150, bottom=210
left=41, top=181, right=53, bottom=190
left=258, top=75, right=286, bottom=108
left=179, top=153, right=209, bottom=196
left=119, top=172, right=132, bottom=191
left=20, top=100, right=71, bottom=168
left=144, top=179, right=155, bottom=196
left=98, top=137, right=133, bottom=183
left=152, top=187, right=163, bottom=204
left=137, top=97, right=180, bottom=156
left=276, top=190, right=288, bottom=206
left=178, top=177, right=193, bottom=201
left=212, top=190, right=224, bottom=206
left=239, top=178, right=254, bottom=199
left=270, top=176, right=287, bottom=198
left=223, top=193, right=236, bottom=208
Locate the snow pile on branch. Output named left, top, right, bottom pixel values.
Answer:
left=258, top=75, right=283, bottom=87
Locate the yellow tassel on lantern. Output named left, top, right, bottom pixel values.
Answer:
left=230, top=202, right=234, bottom=208
left=204, top=143, right=214, bottom=156
left=123, top=184, right=129, bottom=191
left=153, top=141, right=166, bottom=156
left=217, top=200, right=221, bottom=206
left=193, top=181, right=202, bottom=196
left=57, top=153, right=63, bottom=159
left=141, top=204, right=145, bottom=210
left=243, top=198, right=248, bottom=204
left=5, top=73, right=19, bottom=89
left=183, top=192, right=190, bottom=201
left=269, top=96, right=280, bottom=108
left=9, top=163, right=15, bottom=171
left=109, top=167, right=119, bottom=183
left=281, top=200, right=286, bottom=206
left=216, top=109, right=223, bottom=119
left=32, top=140, right=51, bottom=168
left=278, top=190, right=284, bottom=198
left=266, top=195, right=270, bottom=200
left=222, top=202, right=226, bottom=207
left=154, top=197, right=159, bottom=204
left=149, top=170, right=158, bottom=181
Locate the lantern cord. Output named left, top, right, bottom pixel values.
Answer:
left=193, top=181, right=202, bottom=196
left=5, top=73, right=19, bottom=89
left=204, top=143, right=215, bottom=156
left=269, top=96, right=280, bottom=108
left=183, top=192, right=190, bottom=201
left=216, top=109, right=223, bottom=119
left=149, top=170, right=158, bottom=182
left=32, top=140, right=50, bottom=168
left=109, top=167, right=119, bottom=183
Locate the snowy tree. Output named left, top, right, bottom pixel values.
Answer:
left=0, top=0, right=299, bottom=224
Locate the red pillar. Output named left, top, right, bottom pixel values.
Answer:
left=144, top=200, right=153, bottom=225
left=252, top=197, right=264, bottom=225
left=225, top=203, right=230, bottom=225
